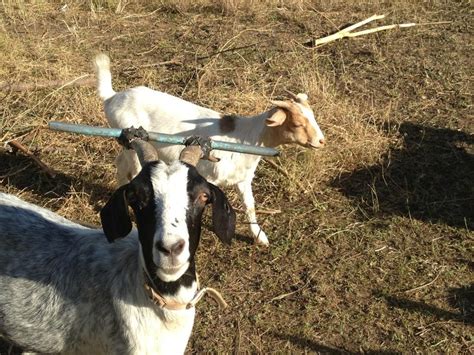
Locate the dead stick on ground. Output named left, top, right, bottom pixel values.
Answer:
left=234, top=207, right=281, bottom=215
left=263, top=158, right=308, bottom=193
left=123, top=59, right=183, bottom=71
left=270, top=272, right=316, bottom=302
left=311, top=14, right=451, bottom=47
left=403, top=273, right=442, bottom=294
left=7, top=140, right=57, bottom=178
left=0, top=75, right=95, bottom=92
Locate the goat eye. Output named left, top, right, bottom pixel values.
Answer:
left=196, top=192, right=209, bottom=204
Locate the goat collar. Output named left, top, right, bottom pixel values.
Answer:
left=143, top=268, right=228, bottom=311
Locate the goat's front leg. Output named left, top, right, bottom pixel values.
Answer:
left=236, top=180, right=269, bottom=246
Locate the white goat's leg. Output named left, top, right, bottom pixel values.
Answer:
left=115, top=150, right=141, bottom=186
left=236, top=180, right=269, bottom=246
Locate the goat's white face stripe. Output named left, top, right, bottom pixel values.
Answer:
left=298, top=103, right=325, bottom=140
left=150, top=161, right=191, bottom=281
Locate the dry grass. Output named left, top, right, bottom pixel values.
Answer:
left=1, top=0, right=473, bottom=353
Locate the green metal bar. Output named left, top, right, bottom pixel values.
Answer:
left=48, top=121, right=279, bottom=157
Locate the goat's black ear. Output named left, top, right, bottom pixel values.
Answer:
left=100, top=185, right=132, bottom=243
left=208, top=182, right=236, bottom=245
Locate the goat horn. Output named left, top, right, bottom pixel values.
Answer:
left=284, top=89, right=299, bottom=102
left=284, top=89, right=309, bottom=104
left=270, top=100, right=292, bottom=109
left=179, top=145, right=204, bottom=167
left=271, top=100, right=300, bottom=115
left=130, top=140, right=159, bottom=167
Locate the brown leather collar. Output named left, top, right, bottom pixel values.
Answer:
left=143, top=272, right=228, bottom=311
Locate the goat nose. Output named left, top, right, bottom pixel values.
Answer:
left=319, top=138, right=325, bottom=145
left=155, top=241, right=171, bottom=255
left=170, top=239, right=186, bottom=256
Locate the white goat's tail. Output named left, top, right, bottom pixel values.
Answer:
left=93, top=53, right=115, bottom=101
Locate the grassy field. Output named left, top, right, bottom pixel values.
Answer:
left=0, top=0, right=472, bottom=353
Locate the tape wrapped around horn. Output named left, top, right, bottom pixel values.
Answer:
left=118, top=126, right=159, bottom=166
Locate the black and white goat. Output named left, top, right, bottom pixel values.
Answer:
left=94, top=54, right=325, bottom=246
left=0, top=142, right=235, bottom=354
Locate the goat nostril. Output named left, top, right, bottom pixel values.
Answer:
left=319, top=138, right=325, bottom=145
left=155, top=241, right=171, bottom=255
left=171, top=240, right=186, bottom=256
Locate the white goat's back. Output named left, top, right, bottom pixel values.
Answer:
left=102, top=84, right=262, bottom=185
left=104, top=87, right=221, bottom=135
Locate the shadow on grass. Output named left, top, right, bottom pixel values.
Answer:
left=332, top=122, right=474, bottom=229
left=377, top=285, right=473, bottom=325
left=234, top=232, right=255, bottom=244
left=268, top=331, right=399, bottom=354
left=0, top=151, right=112, bottom=215
left=0, top=340, right=21, bottom=355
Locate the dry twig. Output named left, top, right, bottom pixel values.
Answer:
left=123, top=59, right=183, bottom=72
left=7, top=140, right=57, bottom=178
left=234, top=207, right=281, bottom=215
left=0, top=75, right=95, bottom=92
left=404, top=273, right=442, bottom=294
left=308, top=14, right=450, bottom=47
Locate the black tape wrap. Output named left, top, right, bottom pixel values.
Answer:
left=118, top=126, right=150, bottom=149
left=184, top=135, right=214, bottom=161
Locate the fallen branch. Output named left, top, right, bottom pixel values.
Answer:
left=308, top=14, right=451, bottom=47
left=234, top=207, right=281, bottom=215
left=123, top=59, right=183, bottom=72
left=6, top=140, right=57, bottom=178
left=404, top=272, right=441, bottom=294
left=0, top=74, right=95, bottom=92
left=270, top=271, right=316, bottom=302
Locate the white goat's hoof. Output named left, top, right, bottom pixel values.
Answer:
left=255, top=232, right=269, bottom=246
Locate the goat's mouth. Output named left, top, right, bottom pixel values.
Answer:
left=161, top=265, right=184, bottom=274
left=307, top=140, right=325, bottom=149
left=155, top=262, right=189, bottom=282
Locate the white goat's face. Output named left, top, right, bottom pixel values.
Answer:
left=266, top=94, right=325, bottom=149
left=100, top=160, right=236, bottom=283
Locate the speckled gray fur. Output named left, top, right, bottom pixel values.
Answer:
left=0, top=193, right=145, bottom=354
left=0, top=159, right=235, bottom=354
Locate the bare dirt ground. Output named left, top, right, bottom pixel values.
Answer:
left=0, top=0, right=472, bottom=353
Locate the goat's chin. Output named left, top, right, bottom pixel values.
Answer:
left=155, top=263, right=189, bottom=282
left=307, top=142, right=322, bottom=149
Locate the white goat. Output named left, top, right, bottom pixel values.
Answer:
left=94, top=53, right=325, bottom=246
left=0, top=143, right=235, bottom=354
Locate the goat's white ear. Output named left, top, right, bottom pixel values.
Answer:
left=296, top=93, right=308, bottom=102
left=266, top=109, right=287, bottom=127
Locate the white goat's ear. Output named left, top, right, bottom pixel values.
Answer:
left=266, top=108, right=287, bottom=127
left=296, top=93, right=308, bottom=102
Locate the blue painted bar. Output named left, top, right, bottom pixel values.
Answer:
left=48, top=121, right=279, bottom=157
